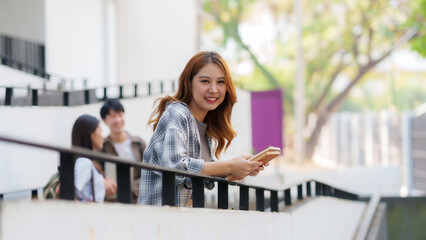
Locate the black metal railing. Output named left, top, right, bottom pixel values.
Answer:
left=0, top=79, right=176, bottom=107
left=0, top=135, right=359, bottom=210
left=0, top=34, right=45, bottom=78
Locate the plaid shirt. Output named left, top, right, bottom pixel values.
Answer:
left=138, top=102, right=216, bottom=206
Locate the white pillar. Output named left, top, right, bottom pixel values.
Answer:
left=293, top=0, right=305, bottom=164
left=379, top=110, right=390, bottom=166
left=350, top=113, right=361, bottom=167
left=401, top=111, right=414, bottom=196
left=364, top=113, right=374, bottom=166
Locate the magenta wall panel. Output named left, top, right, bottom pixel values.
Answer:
left=250, top=89, right=283, bottom=154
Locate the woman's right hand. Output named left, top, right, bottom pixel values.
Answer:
left=104, top=177, right=117, bottom=196
left=228, top=155, right=263, bottom=180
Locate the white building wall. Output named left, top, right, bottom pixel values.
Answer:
left=0, top=0, right=45, bottom=42
left=116, top=0, right=199, bottom=84
left=44, top=0, right=107, bottom=88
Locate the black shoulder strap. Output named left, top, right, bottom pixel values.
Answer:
left=91, top=169, right=96, bottom=202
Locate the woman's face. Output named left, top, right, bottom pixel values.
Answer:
left=188, top=63, right=226, bottom=122
left=91, top=125, right=103, bottom=150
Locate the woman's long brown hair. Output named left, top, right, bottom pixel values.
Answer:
left=149, top=51, right=237, bottom=159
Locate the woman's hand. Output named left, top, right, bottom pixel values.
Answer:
left=104, top=177, right=117, bottom=196
left=228, top=155, right=263, bottom=181
left=249, top=162, right=269, bottom=176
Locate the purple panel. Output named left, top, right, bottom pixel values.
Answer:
left=251, top=89, right=283, bottom=154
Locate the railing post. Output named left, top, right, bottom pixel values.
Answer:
left=116, top=163, right=132, bottom=203
left=5, top=87, right=12, bottom=105
left=316, top=182, right=322, bottom=196
left=63, top=91, right=69, bottom=106
left=256, top=189, right=265, bottom=211
left=306, top=181, right=312, bottom=197
left=160, top=81, right=164, bottom=94
left=172, top=80, right=176, bottom=92
left=59, top=152, right=75, bottom=200
left=329, top=187, right=335, bottom=197
left=239, top=185, right=249, bottom=210
left=323, top=184, right=329, bottom=196
left=297, top=184, right=303, bottom=200
left=218, top=182, right=228, bottom=209
left=32, top=89, right=38, bottom=106
left=162, top=172, right=176, bottom=206
left=334, top=189, right=342, bottom=198
left=284, top=189, right=291, bottom=206
left=84, top=89, right=90, bottom=104
left=119, top=85, right=123, bottom=99
left=192, top=177, right=205, bottom=208
left=148, top=83, right=152, bottom=96
left=134, top=84, right=138, bottom=97
left=270, top=190, right=278, bottom=212
left=103, top=87, right=107, bottom=100
left=31, top=189, right=38, bottom=199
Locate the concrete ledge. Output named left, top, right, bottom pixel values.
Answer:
left=1, top=197, right=366, bottom=240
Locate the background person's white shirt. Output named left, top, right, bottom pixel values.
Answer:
left=113, top=137, right=137, bottom=161
left=74, top=157, right=105, bottom=203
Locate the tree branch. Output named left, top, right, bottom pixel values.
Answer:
left=324, top=27, right=418, bottom=114
left=309, top=52, right=346, bottom=114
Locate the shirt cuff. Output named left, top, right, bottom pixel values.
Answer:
left=182, top=157, right=204, bottom=189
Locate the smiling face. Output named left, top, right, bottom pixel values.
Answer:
left=103, top=110, right=125, bottom=134
left=187, top=63, right=227, bottom=122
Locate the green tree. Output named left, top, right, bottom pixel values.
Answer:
left=203, top=0, right=423, bottom=159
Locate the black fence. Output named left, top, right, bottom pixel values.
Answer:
left=0, top=135, right=359, bottom=210
left=0, top=80, right=176, bottom=107
left=0, top=34, right=46, bottom=78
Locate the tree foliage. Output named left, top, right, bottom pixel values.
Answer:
left=203, top=0, right=423, bottom=159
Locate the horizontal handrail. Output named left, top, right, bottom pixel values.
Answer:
left=0, top=134, right=359, bottom=210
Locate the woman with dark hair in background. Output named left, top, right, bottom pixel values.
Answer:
left=72, top=114, right=117, bottom=202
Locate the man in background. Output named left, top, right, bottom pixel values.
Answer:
left=98, top=99, right=146, bottom=202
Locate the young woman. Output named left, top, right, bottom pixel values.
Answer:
left=71, top=115, right=117, bottom=202
left=138, top=51, right=265, bottom=206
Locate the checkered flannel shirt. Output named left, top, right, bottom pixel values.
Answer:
left=138, top=101, right=216, bottom=206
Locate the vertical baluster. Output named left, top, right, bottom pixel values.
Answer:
left=116, top=163, right=131, bottom=203
left=256, top=189, right=265, bottom=211
left=59, top=152, right=75, bottom=200
left=316, top=182, right=322, bottom=196
left=63, top=91, right=69, bottom=106
left=32, top=89, right=38, bottom=106
left=239, top=185, right=249, bottom=210
left=218, top=182, right=228, bottom=209
left=297, top=184, right=303, bottom=200
left=162, top=172, right=176, bottom=206
left=270, top=190, right=278, bottom=212
left=284, top=189, right=291, bottom=206
left=134, top=84, right=138, bottom=97
left=5, top=87, right=12, bottom=105
left=119, top=85, right=123, bottom=99
left=84, top=89, right=90, bottom=104
left=306, top=181, right=312, bottom=197
left=192, top=177, right=205, bottom=208
left=103, top=87, right=107, bottom=100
